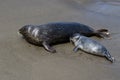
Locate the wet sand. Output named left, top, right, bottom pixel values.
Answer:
left=0, top=0, right=120, bottom=80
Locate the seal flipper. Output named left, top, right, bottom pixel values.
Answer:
left=95, top=29, right=110, bottom=38
left=104, top=51, right=115, bottom=63
left=42, top=41, right=56, bottom=53
left=73, top=46, right=79, bottom=53
left=106, top=56, right=115, bottom=63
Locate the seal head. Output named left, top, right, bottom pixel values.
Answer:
left=19, top=25, right=56, bottom=53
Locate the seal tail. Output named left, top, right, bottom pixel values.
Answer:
left=95, top=29, right=110, bottom=38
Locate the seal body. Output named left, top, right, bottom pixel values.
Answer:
left=70, top=33, right=114, bottom=62
left=19, top=22, right=109, bottom=53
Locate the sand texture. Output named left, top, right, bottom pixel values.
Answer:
left=0, top=0, right=120, bottom=80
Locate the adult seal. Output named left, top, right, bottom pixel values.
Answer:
left=19, top=22, right=110, bottom=53
left=70, top=33, right=115, bottom=63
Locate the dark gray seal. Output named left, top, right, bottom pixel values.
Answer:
left=70, top=33, right=115, bottom=63
left=19, top=22, right=110, bottom=53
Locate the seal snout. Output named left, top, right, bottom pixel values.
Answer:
left=19, top=28, right=23, bottom=34
left=19, top=25, right=31, bottom=35
left=19, top=26, right=26, bottom=34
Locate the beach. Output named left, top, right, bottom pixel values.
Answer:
left=0, top=0, right=120, bottom=80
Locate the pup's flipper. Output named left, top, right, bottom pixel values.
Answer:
left=42, top=41, right=56, bottom=53
left=73, top=46, right=79, bottom=53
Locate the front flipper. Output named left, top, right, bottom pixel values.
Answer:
left=73, top=46, right=79, bottom=53
left=42, top=41, right=56, bottom=53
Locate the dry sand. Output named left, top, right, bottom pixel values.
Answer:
left=0, top=0, right=120, bottom=80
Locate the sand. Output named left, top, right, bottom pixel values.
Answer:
left=0, top=0, right=120, bottom=80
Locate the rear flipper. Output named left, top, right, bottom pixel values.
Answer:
left=42, top=41, right=56, bottom=53
left=105, top=51, right=115, bottom=63
left=95, top=29, right=110, bottom=38
left=106, top=56, right=115, bottom=63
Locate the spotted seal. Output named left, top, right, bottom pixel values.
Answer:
left=19, top=22, right=110, bottom=53
left=70, top=33, right=114, bottom=62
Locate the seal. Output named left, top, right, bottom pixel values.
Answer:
left=19, top=22, right=110, bottom=53
left=70, top=33, right=115, bottom=63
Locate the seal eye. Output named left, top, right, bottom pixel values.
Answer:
left=76, top=37, right=79, bottom=41
left=74, top=36, right=80, bottom=41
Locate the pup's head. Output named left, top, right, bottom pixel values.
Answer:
left=70, top=33, right=81, bottom=44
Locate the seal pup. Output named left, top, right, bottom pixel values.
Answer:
left=19, top=22, right=110, bottom=53
left=70, top=33, right=115, bottom=62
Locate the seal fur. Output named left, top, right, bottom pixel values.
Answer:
left=70, top=33, right=115, bottom=62
left=19, top=22, right=110, bottom=53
